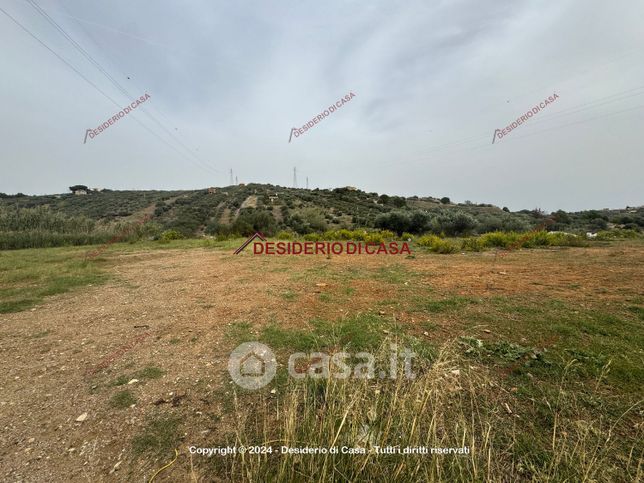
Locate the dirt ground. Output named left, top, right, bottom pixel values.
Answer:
left=0, top=242, right=642, bottom=481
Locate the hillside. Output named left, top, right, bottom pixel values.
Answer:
left=1, top=185, right=642, bottom=239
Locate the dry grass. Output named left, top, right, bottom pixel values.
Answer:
left=0, top=240, right=642, bottom=481
left=190, top=341, right=642, bottom=482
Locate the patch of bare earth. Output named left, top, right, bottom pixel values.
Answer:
left=0, top=243, right=641, bottom=480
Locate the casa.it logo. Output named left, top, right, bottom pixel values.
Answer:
left=228, top=342, right=277, bottom=390
left=233, top=232, right=411, bottom=256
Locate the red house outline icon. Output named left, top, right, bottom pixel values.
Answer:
left=233, top=232, right=267, bottom=254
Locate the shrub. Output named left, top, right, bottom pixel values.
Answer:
left=400, top=232, right=415, bottom=241
left=375, top=211, right=429, bottom=235
left=233, top=209, right=277, bottom=236
left=479, top=231, right=516, bottom=248
left=364, top=230, right=395, bottom=244
left=595, top=229, right=641, bottom=240
left=461, top=237, right=485, bottom=251
left=276, top=230, right=294, bottom=240
left=160, top=230, right=184, bottom=242
left=417, top=234, right=458, bottom=254
left=546, top=232, right=587, bottom=247
left=432, top=210, right=478, bottom=236
left=520, top=230, right=550, bottom=248
left=374, top=212, right=410, bottom=235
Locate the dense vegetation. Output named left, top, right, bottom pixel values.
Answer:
left=0, top=185, right=641, bottom=249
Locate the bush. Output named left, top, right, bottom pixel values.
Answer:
left=233, top=209, right=277, bottom=236
left=432, top=210, right=478, bottom=236
left=375, top=211, right=430, bottom=235
left=417, top=234, right=459, bottom=254
left=520, top=230, right=550, bottom=248
left=374, top=212, right=411, bottom=235
left=546, top=232, right=587, bottom=247
left=479, top=231, right=517, bottom=248
left=461, top=237, right=485, bottom=251
left=276, top=230, right=295, bottom=240
left=160, top=230, right=184, bottom=242
left=595, top=229, right=641, bottom=240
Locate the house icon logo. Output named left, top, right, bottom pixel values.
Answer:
left=228, top=342, right=277, bottom=389
left=233, top=232, right=267, bottom=255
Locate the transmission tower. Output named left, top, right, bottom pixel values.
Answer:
left=229, top=169, right=234, bottom=186
left=306, top=177, right=309, bottom=190
left=293, top=167, right=298, bottom=188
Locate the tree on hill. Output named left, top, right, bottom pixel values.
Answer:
left=69, top=185, right=88, bottom=193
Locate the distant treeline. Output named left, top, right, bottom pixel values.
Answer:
left=0, top=185, right=642, bottom=248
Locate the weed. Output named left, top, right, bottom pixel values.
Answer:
left=132, top=415, right=182, bottom=456
left=135, top=366, right=165, bottom=380
left=110, top=390, right=137, bottom=409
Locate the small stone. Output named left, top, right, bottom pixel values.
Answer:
left=270, top=388, right=277, bottom=394
left=423, top=331, right=429, bottom=336
left=450, top=369, right=460, bottom=376
left=127, top=379, right=139, bottom=385
left=109, top=461, right=122, bottom=474
left=483, top=329, right=491, bottom=334
left=28, top=438, right=35, bottom=444
left=75, top=413, right=88, bottom=422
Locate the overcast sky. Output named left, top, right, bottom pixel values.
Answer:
left=1, top=0, right=643, bottom=212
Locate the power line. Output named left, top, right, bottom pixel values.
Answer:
left=1, top=4, right=221, bottom=179
left=413, top=84, right=644, bottom=159
left=25, top=0, right=221, bottom=176
left=401, top=102, right=644, bottom=171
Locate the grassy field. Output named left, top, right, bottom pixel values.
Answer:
left=0, top=238, right=642, bottom=481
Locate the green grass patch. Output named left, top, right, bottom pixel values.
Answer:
left=110, top=390, right=137, bottom=409
left=110, top=375, right=130, bottom=387
left=373, top=264, right=414, bottom=284
left=132, top=415, right=182, bottom=456
left=0, top=247, right=108, bottom=313
left=411, top=295, right=478, bottom=313
left=135, top=366, right=165, bottom=380
left=225, top=321, right=255, bottom=344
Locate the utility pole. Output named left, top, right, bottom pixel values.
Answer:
left=293, top=167, right=297, bottom=189
left=229, top=169, right=234, bottom=186
left=235, top=176, right=238, bottom=185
